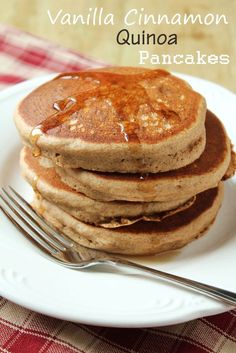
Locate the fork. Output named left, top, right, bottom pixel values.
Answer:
left=0, top=186, right=236, bottom=306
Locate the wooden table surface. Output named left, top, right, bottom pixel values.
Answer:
left=0, top=0, right=235, bottom=92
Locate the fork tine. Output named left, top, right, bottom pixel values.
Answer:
left=0, top=197, right=58, bottom=255
left=8, top=186, right=74, bottom=248
left=1, top=188, right=66, bottom=252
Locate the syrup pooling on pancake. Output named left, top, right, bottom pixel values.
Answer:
left=29, top=69, right=183, bottom=157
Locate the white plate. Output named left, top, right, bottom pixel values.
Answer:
left=0, top=73, right=236, bottom=328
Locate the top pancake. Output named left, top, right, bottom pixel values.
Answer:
left=14, top=66, right=206, bottom=173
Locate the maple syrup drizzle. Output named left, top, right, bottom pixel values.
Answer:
left=53, top=97, right=77, bottom=111
left=32, top=175, right=39, bottom=192
left=30, top=69, right=181, bottom=157
left=30, top=127, right=43, bottom=157
left=30, top=98, right=77, bottom=157
left=139, top=173, right=149, bottom=180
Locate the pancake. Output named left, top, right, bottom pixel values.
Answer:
left=14, top=67, right=206, bottom=173
left=223, top=147, right=236, bottom=180
left=56, top=110, right=232, bottom=202
left=32, top=184, right=224, bottom=255
left=20, top=146, right=191, bottom=226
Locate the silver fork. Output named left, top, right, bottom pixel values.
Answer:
left=0, top=186, right=236, bottom=306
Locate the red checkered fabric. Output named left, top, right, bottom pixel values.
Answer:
left=0, top=23, right=235, bottom=353
left=0, top=23, right=104, bottom=90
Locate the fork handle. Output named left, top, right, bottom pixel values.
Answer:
left=102, top=258, right=236, bottom=306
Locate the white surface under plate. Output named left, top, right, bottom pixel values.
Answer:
left=0, top=73, right=236, bottom=328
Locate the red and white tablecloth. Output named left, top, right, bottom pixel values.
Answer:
left=0, top=23, right=235, bottom=353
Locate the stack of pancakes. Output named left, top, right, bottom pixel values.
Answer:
left=14, top=67, right=235, bottom=255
